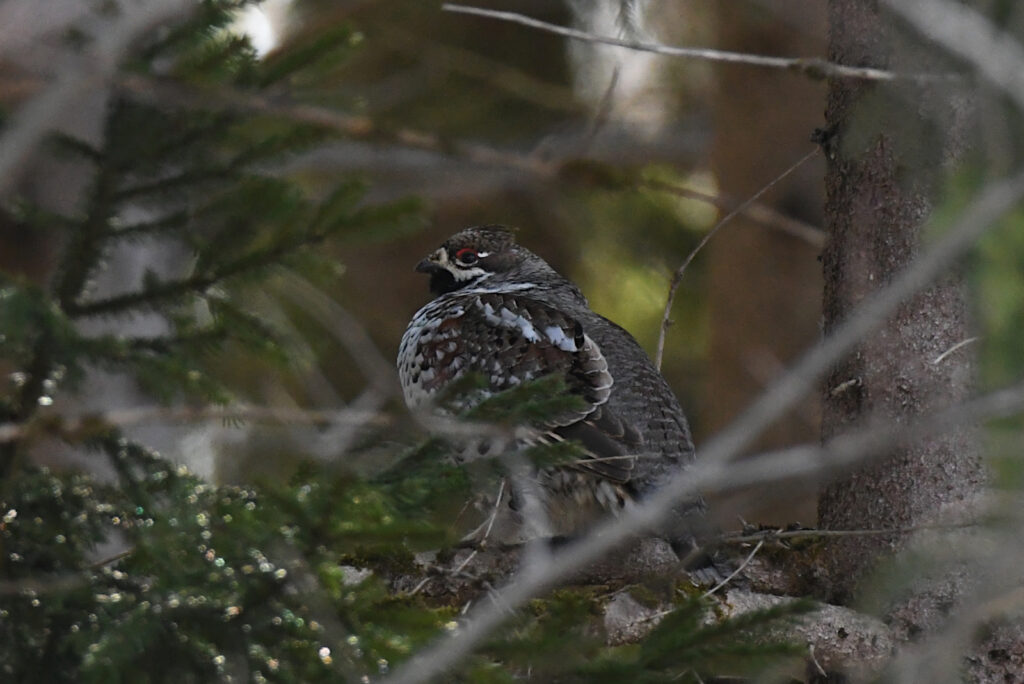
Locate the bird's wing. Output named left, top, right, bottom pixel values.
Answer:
left=413, top=292, right=641, bottom=483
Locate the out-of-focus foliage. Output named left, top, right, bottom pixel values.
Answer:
left=0, top=452, right=807, bottom=682
left=471, top=591, right=811, bottom=683
left=0, top=450, right=461, bottom=682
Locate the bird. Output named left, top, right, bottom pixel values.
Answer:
left=397, top=225, right=702, bottom=545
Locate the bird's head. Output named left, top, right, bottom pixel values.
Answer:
left=415, top=225, right=524, bottom=296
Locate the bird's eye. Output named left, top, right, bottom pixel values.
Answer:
left=455, top=248, right=479, bottom=265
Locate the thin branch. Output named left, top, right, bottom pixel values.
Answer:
left=90, top=548, right=135, bottom=569
left=275, top=271, right=397, bottom=399
left=808, top=645, right=828, bottom=678
left=578, top=67, right=621, bottom=154
left=116, top=73, right=716, bottom=213
left=883, top=0, right=1024, bottom=114
left=0, top=575, right=88, bottom=597
left=378, top=25, right=581, bottom=114
left=702, top=538, right=766, bottom=598
left=0, top=404, right=516, bottom=446
left=65, top=224, right=333, bottom=318
left=441, top=4, right=952, bottom=83
left=639, top=178, right=826, bottom=248
left=413, top=480, right=508, bottom=597
left=114, top=73, right=553, bottom=178
left=932, top=336, right=981, bottom=365
left=886, top=543, right=1024, bottom=680
left=719, top=522, right=981, bottom=546
left=380, top=167, right=1024, bottom=684
left=654, top=147, right=820, bottom=369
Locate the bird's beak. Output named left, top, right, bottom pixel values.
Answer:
left=416, top=250, right=444, bottom=273
left=415, top=258, right=439, bottom=273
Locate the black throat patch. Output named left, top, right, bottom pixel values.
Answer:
left=428, top=268, right=460, bottom=296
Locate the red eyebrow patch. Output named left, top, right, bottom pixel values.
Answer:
left=455, top=248, right=477, bottom=259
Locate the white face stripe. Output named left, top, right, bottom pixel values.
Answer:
left=433, top=246, right=493, bottom=282
left=451, top=265, right=488, bottom=281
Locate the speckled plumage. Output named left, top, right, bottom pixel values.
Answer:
left=398, top=225, right=701, bottom=541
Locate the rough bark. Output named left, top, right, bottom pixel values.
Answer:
left=817, top=0, right=983, bottom=620
left=706, top=2, right=826, bottom=527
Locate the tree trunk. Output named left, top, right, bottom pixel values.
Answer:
left=816, top=0, right=984, bottom=622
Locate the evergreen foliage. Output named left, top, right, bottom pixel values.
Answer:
left=0, top=2, right=808, bottom=681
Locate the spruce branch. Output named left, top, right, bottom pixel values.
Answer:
left=52, top=166, right=118, bottom=311
left=75, top=328, right=231, bottom=365
left=113, top=72, right=553, bottom=176
left=882, top=0, right=1024, bottom=114
left=94, top=434, right=159, bottom=516
left=64, top=224, right=334, bottom=318
left=111, top=164, right=237, bottom=203
left=113, top=210, right=191, bottom=239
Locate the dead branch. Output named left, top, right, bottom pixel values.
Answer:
left=654, top=147, right=820, bottom=370
left=441, top=4, right=958, bottom=83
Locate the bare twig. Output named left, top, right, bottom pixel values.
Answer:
left=577, top=67, right=620, bottom=154
left=0, top=404, right=517, bottom=446
left=637, top=538, right=770, bottom=624
left=808, top=644, right=828, bottom=678
left=90, top=548, right=135, bottom=569
left=0, top=406, right=385, bottom=444
left=640, top=178, right=826, bottom=248
left=272, top=271, right=401, bottom=456
left=441, top=4, right=953, bottom=83
left=654, top=147, right=820, bottom=369
left=379, top=25, right=580, bottom=114
left=114, top=73, right=553, bottom=178
left=115, top=73, right=712, bottom=211
left=381, top=167, right=1024, bottom=684
left=710, top=379, right=1024, bottom=494
left=454, top=482, right=506, bottom=567
left=931, top=336, right=981, bottom=365
left=0, top=575, right=87, bottom=597
left=276, top=271, right=397, bottom=397
left=412, top=480, right=508, bottom=597
left=720, top=522, right=980, bottom=546
left=688, top=166, right=1024, bottom=475
left=883, top=0, right=1024, bottom=113
left=886, top=540, right=1024, bottom=681
left=702, top=538, right=766, bottom=598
